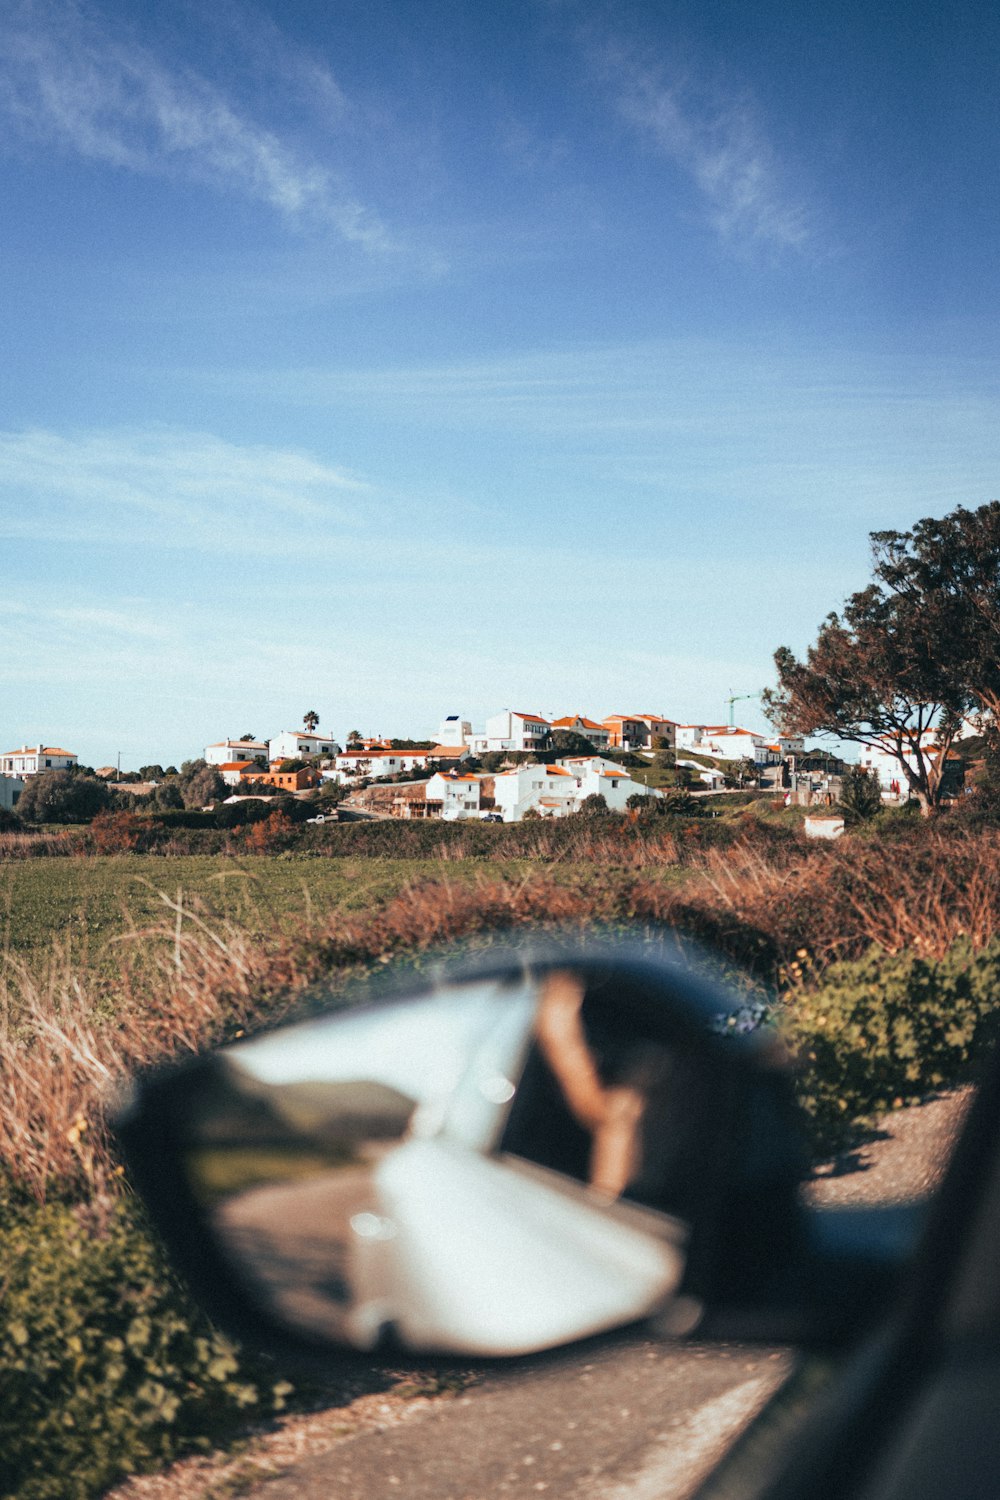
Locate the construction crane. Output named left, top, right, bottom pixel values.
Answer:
left=726, top=690, right=762, bottom=728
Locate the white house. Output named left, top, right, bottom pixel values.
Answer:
left=217, top=760, right=262, bottom=788
left=675, top=725, right=705, bottom=751
left=550, top=715, right=612, bottom=750
left=695, top=727, right=772, bottom=765
left=204, top=738, right=269, bottom=766
left=425, top=771, right=482, bottom=820
left=493, top=759, right=662, bottom=820
left=436, top=715, right=472, bottom=748
left=470, top=710, right=552, bottom=756
left=268, top=729, right=341, bottom=762
left=0, top=774, right=25, bottom=810
left=323, top=747, right=432, bottom=785
left=1, top=745, right=78, bottom=776
left=857, top=730, right=948, bottom=799
left=493, top=764, right=580, bottom=821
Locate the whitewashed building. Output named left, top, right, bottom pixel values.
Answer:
left=204, top=738, right=269, bottom=766
left=469, top=710, right=551, bottom=756
left=323, top=747, right=432, bottom=784
left=695, top=727, right=773, bottom=765
left=426, top=771, right=482, bottom=820
left=0, top=774, right=25, bottom=809
left=1, top=744, right=78, bottom=776
left=550, top=715, right=612, bottom=750
left=268, top=729, right=341, bottom=762
left=493, top=759, right=663, bottom=820
left=436, top=715, right=473, bottom=748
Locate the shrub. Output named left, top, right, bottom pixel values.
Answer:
left=0, top=1190, right=291, bottom=1500
left=781, top=941, right=1000, bottom=1152
left=838, top=765, right=883, bottom=823
left=17, top=772, right=110, bottom=825
left=88, top=810, right=144, bottom=854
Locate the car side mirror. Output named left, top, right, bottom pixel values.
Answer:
left=114, top=942, right=883, bottom=1363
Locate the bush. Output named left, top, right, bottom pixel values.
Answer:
left=782, top=941, right=1000, bottom=1152
left=838, top=765, right=883, bottom=823
left=0, top=1191, right=290, bottom=1500
left=17, top=772, right=110, bottom=825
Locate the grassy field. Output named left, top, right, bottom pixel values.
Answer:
left=0, top=853, right=554, bottom=979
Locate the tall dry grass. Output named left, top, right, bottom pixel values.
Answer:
left=0, top=873, right=604, bottom=1205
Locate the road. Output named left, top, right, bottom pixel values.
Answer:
left=244, top=1334, right=789, bottom=1500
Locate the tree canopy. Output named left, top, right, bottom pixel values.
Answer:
left=763, top=502, right=1000, bottom=814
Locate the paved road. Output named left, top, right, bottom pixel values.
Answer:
left=246, top=1334, right=789, bottom=1500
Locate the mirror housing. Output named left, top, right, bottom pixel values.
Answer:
left=114, top=939, right=900, bottom=1363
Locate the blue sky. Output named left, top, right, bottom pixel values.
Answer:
left=3, top=0, right=999, bottom=767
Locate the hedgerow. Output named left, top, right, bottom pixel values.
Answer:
left=781, top=940, right=1000, bottom=1152
left=0, top=1189, right=292, bottom=1500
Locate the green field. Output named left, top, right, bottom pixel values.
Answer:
left=0, top=854, right=540, bottom=979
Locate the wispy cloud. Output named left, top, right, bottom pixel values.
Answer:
left=589, top=37, right=815, bottom=255
left=0, top=0, right=391, bottom=251
left=0, top=427, right=368, bottom=552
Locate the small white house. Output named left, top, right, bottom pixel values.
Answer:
left=218, top=760, right=262, bottom=788
left=436, top=715, right=473, bottom=749
left=471, top=710, right=551, bottom=756
left=204, top=738, right=269, bottom=767
left=323, top=747, right=432, bottom=785
left=0, top=774, right=25, bottom=809
left=268, top=729, right=341, bottom=762
left=1, top=744, right=78, bottom=776
left=493, top=760, right=662, bottom=820
left=426, top=771, right=482, bottom=820
left=550, top=715, right=612, bottom=750
left=695, top=727, right=772, bottom=765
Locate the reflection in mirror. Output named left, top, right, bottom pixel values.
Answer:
left=174, top=969, right=701, bottom=1356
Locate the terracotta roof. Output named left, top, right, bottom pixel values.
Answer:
left=219, top=761, right=257, bottom=772
left=430, top=744, right=467, bottom=756
left=512, top=712, right=550, bottom=724
left=3, top=745, right=77, bottom=758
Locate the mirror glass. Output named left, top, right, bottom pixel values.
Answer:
left=175, top=968, right=709, bottom=1355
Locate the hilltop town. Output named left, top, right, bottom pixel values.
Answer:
left=1, top=708, right=824, bottom=824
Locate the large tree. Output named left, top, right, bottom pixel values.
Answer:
left=870, top=501, right=1000, bottom=735
left=765, top=581, right=968, bottom=817
left=17, top=771, right=110, bottom=824
left=303, top=710, right=320, bottom=733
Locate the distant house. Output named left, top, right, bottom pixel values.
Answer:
left=493, top=759, right=661, bottom=820
left=601, top=716, right=649, bottom=751
left=425, top=771, right=483, bottom=820
left=323, top=747, right=433, bottom=784
left=1, top=744, right=78, bottom=776
left=428, top=743, right=470, bottom=766
left=550, top=715, right=612, bottom=750
left=695, top=727, right=773, bottom=766
left=436, top=715, right=473, bottom=748
left=268, top=730, right=340, bottom=762
left=469, top=711, right=551, bottom=756
left=204, top=738, right=269, bottom=767
left=242, top=765, right=322, bottom=793
left=218, top=760, right=262, bottom=788
left=0, top=774, right=24, bottom=810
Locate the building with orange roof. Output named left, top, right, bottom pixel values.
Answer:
left=468, top=709, right=551, bottom=756
left=204, top=738, right=268, bottom=766
left=1, top=744, right=78, bottom=776
left=550, top=715, right=612, bottom=750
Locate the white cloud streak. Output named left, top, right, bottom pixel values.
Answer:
left=590, top=39, right=815, bottom=255
left=0, top=427, right=368, bottom=551
left=0, top=1, right=391, bottom=250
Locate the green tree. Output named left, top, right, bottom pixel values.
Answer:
left=838, top=764, right=884, bottom=822
left=303, top=710, right=320, bottom=733
left=579, top=793, right=609, bottom=815
left=17, top=771, right=110, bottom=824
left=870, top=501, right=1000, bottom=738
left=346, top=729, right=363, bottom=746
left=765, top=579, right=968, bottom=817
left=181, top=765, right=226, bottom=809
left=549, top=729, right=597, bottom=756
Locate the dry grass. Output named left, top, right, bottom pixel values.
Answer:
left=7, top=826, right=1000, bottom=1208
left=0, top=872, right=605, bottom=1205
